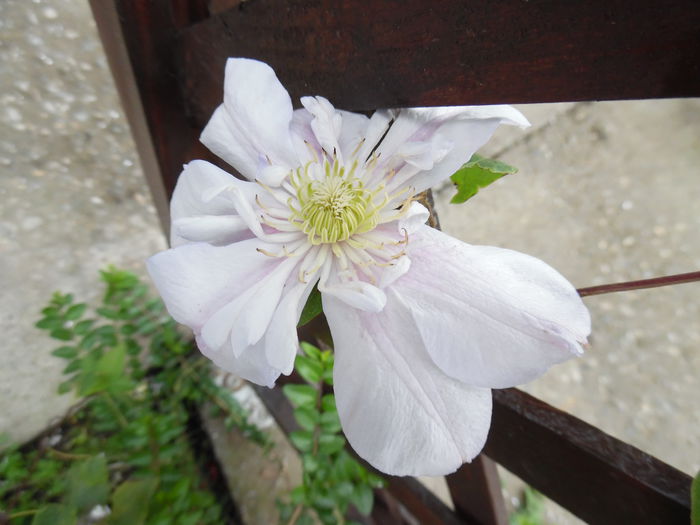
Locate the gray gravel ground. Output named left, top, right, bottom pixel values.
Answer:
left=0, top=0, right=165, bottom=443
left=1, top=0, right=698, bottom=522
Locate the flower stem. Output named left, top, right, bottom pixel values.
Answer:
left=47, top=448, right=91, bottom=461
left=102, top=392, right=128, bottom=428
left=285, top=504, right=303, bottom=525
left=577, top=270, right=700, bottom=297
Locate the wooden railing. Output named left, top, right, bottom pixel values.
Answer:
left=89, top=1, right=698, bottom=522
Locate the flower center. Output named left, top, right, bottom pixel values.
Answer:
left=292, top=158, right=379, bottom=245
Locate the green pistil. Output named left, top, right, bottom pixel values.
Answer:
left=293, top=160, right=378, bottom=245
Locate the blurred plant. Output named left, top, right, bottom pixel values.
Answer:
left=510, top=486, right=545, bottom=525
left=278, top=342, right=384, bottom=525
left=0, top=267, right=265, bottom=524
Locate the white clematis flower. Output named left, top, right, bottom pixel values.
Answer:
left=147, top=58, right=591, bottom=476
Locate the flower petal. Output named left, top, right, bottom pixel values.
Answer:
left=200, top=58, right=297, bottom=179
left=196, top=334, right=280, bottom=388
left=264, top=278, right=317, bottom=374
left=392, top=226, right=590, bottom=389
left=301, top=96, right=342, bottom=158
left=324, top=294, right=492, bottom=476
left=337, top=110, right=369, bottom=160
left=146, top=238, right=283, bottom=331
left=201, top=256, right=298, bottom=355
left=379, top=106, right=529, bottom=193
left=170, top=160, right=257, bottom=246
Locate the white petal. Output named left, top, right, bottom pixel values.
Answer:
left=319, top=258, right=387, bottom=312
left=337, top=110, right=369, bottom=159
left=172, top=215, right=249, bottom=246
left=199, top=106, right=261, bottom=181
left=301, top=96, right=342, bottom=157
left=392, top=226, right=590, bottom=389
left=201, top=59, right=297, bottom=179
left=201, top=256, right=297, bottom=355
left=170, top=160, right=257, bottom=246
left=377, top=105, right=529, bottom=193
left=399, top=201, right=430, bottom=234
left=356, top=110, right=393, bottom=162
left=324, top=294, right=492, bottom=476
left=196, top=334, right=280, bottom=388
left=264, top=278, right=317, bottom=374
left=146, top=238, right=282, bottom=331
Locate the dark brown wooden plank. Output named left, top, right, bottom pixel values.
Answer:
left=446, top=456, right=508, bottom=525
left=178, top=0, right=700, bottom=126
left=485, top=389, right=692, bottom=524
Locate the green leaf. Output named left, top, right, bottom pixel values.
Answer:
left=692, top=470, right=700, bottom=525
left=298, top=286, right=322, bottom=326
left=351, top=484, right=374, bottom=516
left=319, top=410, right=342, bottom=433
left=65, top=455, right=109, bottom=511
left=77, top=345, right=129, bottom=396
left=109, top=477, right=159, bottom=525
left=449, top=154, right=518, bottom=204
left=283, top=384, right=317, bottom=408
left=318, top=434, right=345, bottom=455
left=36, top=317, right=63, bottom=330
left=50, top=328, right=73, bottom=341
left=294, top=406, right=319, bottom=431
left=65, top=303, right=87, bottom=320
left=321, top=393, right=336, bottom=413
left=295, top=355, right=323, bottom=383
left=289, top=430, right=314, bottom=453
left=300, top=341, right=322, bottom=360
left=73, top=319, right=94, bottom=335
left=31, top=504, right=77, bottom=525
left=302, top=453, right=320, bottom=473
left=51, top=346, right=78, bottom=359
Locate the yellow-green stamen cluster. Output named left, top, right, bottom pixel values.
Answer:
left=290, top=158, right=380, bottom=245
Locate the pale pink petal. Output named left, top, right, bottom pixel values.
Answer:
left=300, top=96, right=342, bottom=157
left=337, top=110, right=369, bottom=159
left=170, top=160, right=257, bottom=246
left=201, top=256, right=298, bottom=356
left=196, top=334, right=280, bottom=388
left=355, top=110, right=393, bottom=162
left=264, top=278, right=317, bottom=374
left=392, top=226, right=590, bottom=389
left=146, top=238, right=283, bottom=331
left=200, top=59, right=297, bottom=179
left=378, top=106, right=529, bottom=193
left=324, top=294, right=492, bottom=476
left=398, top=201, right=430, bottom=234
left=319, top=259, right=387, bottom=312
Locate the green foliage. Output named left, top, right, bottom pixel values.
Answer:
left=298, top=286, right=323, bottom=327
left=2, top=267, right=265, bottom=525
left=31, top=504, right=76, bottom=525
left=109, top=478, right=158, bottom=525
left=280, top=342, right=384, bottom=524
left=64, top=456, right=109, bottom=512
left=450, top=154, right=518, bottom=204
left=510, top=486, right=544, bottom=525
left=692, top=470, right=700, bottom=525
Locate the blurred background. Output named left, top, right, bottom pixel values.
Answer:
left=1, top=0, right=698, bottom=522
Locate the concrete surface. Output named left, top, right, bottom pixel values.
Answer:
left=0, top=0, right=166, bottom=443
left=1, top=0, right=698, bottom=523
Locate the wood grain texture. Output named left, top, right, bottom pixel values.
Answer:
left=446, top=456, right=508, bottom=525
left=486, top=388, right=692, bottom=524
left=178, top=0, right=700, bottom=126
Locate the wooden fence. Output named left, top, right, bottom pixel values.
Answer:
left=89, top=1, right=699, bottom=522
